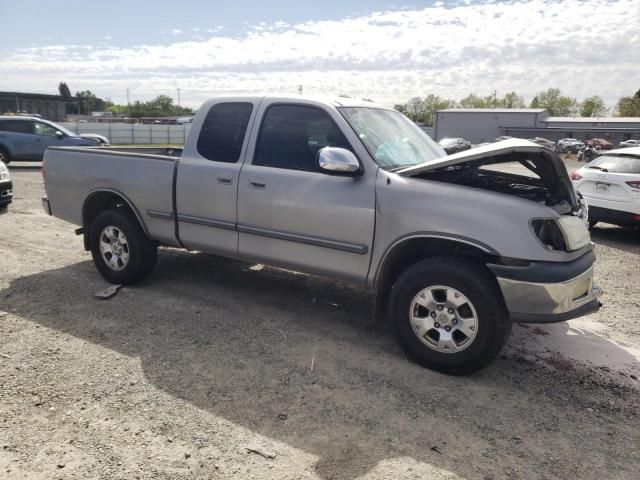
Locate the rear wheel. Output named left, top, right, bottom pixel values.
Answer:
left=89, top=208, right=157, bottom=284
left=389, top=257, right=511, bottom=375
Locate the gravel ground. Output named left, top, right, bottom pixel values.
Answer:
left=1, top=163, right=639, bottom=480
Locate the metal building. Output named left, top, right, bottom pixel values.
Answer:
left=0, top=91, right=68, bottom=121
left=434, top=108, right=640, bottom=145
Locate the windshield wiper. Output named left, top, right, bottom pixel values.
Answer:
left=588, top=165, right=608, bottom=172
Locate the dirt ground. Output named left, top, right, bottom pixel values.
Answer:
left=1, top=163, right=639, bottom=480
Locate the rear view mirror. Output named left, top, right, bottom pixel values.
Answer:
left=55, top=131, right=64, bottom=139
left=317, top=147, right=361, bottom=176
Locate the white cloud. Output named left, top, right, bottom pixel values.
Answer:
left=0, top=0, right=637, bottom=108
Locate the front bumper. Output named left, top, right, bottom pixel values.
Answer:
left=588, top=205, right=640, bottom=226
left=488, top=251, right=602, bottom=323
left=0, top=180, right=12, bottom=206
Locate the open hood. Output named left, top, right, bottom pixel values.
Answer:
left=396, top=138, right=579, bottom=213
left=397, top=138, right=549, bottom=176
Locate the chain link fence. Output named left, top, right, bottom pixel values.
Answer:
left=60, top=122, right=192, bottom=145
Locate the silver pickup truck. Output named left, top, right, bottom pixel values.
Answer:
left=42, top=95, right=601, bottom=375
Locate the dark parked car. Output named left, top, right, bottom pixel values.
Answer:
left=438, top=137, right=472, bottom=154
left=0, top=116, right=109, bottom=163
left=0, top=161, right=12, bottom=209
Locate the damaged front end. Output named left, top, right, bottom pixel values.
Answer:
left=398, top=139, right=590, bottom=253
left=396, top=138, right=601, bottom=321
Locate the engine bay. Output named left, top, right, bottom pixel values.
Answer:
left=413, top=151, right=576, bottom=213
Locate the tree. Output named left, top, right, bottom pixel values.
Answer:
left=530, top=95, right=539, bottom=108
left=615, top=89, right=640, bottom=117
left=393, top=103, right=409, bottom=116
left=579, top=96, right=607, bottom=117
left=394, top=95, right=455, bottom=125
left=459, top=93, right=494, bottom=108
left=422, top=94, right=454, bottom=126
left=74, top=90, right=106, bottom=114
left=58, top=82, right=71, bottom=97
left=406, top=97, right=425, bottom=122
left=500, top=91, right=525, bottom=108
left=530, top=88, right=578, bottom=116
left=556, top=96, right=579, bottom=116
left=105, top=95, right=193, bottom=117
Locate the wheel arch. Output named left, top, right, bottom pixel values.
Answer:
left=82, top=189, right=149, bottom=250
left=372, top=234, right=500, bottom=321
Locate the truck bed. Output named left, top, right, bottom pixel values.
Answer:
left=43, top=146, right=181, bottom=246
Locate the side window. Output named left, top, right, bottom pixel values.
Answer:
left=196, top=102, right=253, bottom=163
left=0, top=120, right=34, bottom=134
left=34, top=122, right=59, bottom=136
left=254, top=105, right=353, bottom=171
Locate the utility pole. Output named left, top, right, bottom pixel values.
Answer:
left=493, top=90, right=497, bottom=108
left=297, top=85, right=303, bottom=95
left=177, top=88, right=181, bottom=107
left=126, top=88, right=131, bottom=117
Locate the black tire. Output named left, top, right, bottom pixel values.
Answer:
left=89, top=208, right=157, bottom=285
left=389, top=256, right=511, bottom=375
left=0, top=147, right=10, bottom=165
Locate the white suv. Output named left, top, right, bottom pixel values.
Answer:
left=570, top=147, right=640, bottom=227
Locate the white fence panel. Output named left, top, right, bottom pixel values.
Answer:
left=60, top=122, right=191, bottom=145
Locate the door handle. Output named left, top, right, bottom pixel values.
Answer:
left=217, top=175, right=233, bottom=185
left=250, top=180, right=266, bottom=189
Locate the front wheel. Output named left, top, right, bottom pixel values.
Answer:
left=389, top=257, right=511, bottom=375
left=89, top=208, right=157, bottom=285
left=0, top=148, right=10, bottom=165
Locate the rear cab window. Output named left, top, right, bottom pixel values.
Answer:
left=196, top=103, right=253, bottom=163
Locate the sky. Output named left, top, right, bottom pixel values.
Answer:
left=0, top=0, right=638, bottom=109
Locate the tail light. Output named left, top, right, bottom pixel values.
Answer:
left=569, top=170, right=582, bottom=181
left=627, top=180, right=640, bottom=189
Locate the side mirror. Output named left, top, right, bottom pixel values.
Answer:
left=317, top=147, right=361, bottom=176
left=55, top=131, right=64, bottom=139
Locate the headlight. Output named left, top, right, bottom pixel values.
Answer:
left=557, top=216, right=591, bottom=251
left=0, top=163, right=10, bottom=182
left=531, top=216, right=591, bottom=252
